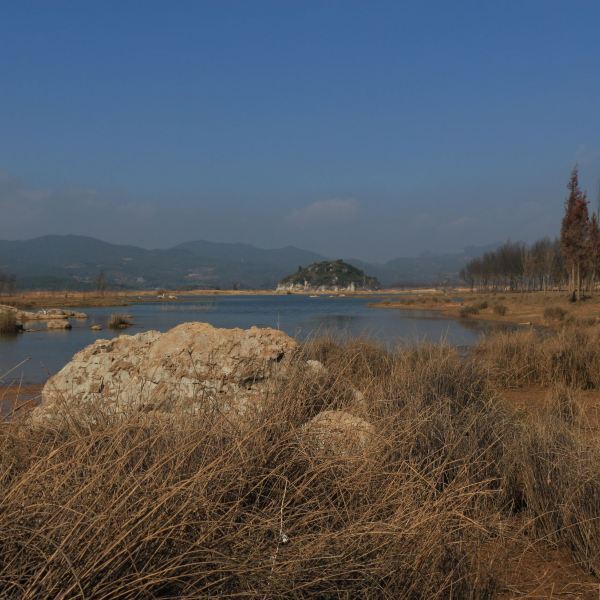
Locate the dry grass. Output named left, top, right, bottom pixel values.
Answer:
left=108, top=313, right=133, bottom=329
left=544, top=306, right=568, bottom=322
left=492, top=303, right=507, bottom=316
left=474, top=326, right=600, bottom=389
left=0, top=336, right=598, bottom=597
left=0, top=310, right=18, bottom=335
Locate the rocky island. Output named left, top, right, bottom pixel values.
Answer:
left=276, top=259, right=380, bottom=292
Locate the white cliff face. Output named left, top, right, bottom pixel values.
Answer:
left=38, top=322, right=298, bottom=419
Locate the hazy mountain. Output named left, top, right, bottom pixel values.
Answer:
left=0, top=235, right=327, bottom=290
left=0, top=235, right=499, bottom=290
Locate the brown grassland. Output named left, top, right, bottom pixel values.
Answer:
left=373, top=289, right=600, bottom=328
left=1, top=320, right=600, bottom=598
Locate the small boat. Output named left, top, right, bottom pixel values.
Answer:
left=309, top=295, right=319, bottom=298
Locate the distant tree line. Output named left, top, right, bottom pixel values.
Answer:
left=461, top=167, right=600, bottom=298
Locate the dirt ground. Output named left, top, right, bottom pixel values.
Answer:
left=372, top=290, right=600, bottom=329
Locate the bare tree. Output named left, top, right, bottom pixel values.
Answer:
left=95, top=271, right=107, bottom=296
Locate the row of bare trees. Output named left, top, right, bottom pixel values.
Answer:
left=459, top=239, right=564, bottom=292
left=461, top=168, right=600, bottom=297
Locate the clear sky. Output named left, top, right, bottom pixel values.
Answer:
left=1, top=1, right=599, bottom=261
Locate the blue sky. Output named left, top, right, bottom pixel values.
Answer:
left=1, top=1, right=599, bottom=261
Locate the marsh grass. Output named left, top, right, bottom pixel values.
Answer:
left=474, top=325, right=600, bottom=389
left=493, top=303, right=507, bottom=316
left=544, top=306, right=567, bottom=322
left=108, top=313, right=132, bottom=329
left=459, top=304, right=480, bottom=318
left=0, top=336, right=598, bottom=596
left=0, top=310, right=18, bottom=335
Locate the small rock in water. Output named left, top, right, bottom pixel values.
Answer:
left=90, top=324, right=102, bottom=331
left=47, top=319, right=72, bottom=330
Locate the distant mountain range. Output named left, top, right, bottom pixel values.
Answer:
left=0, top=235, right=499, bottom=290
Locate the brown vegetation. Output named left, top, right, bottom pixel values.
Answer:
left=373, top=289, right=600, bottom=328
left=0, top=331, right=598, bottom=597
left=0, top=310, right=18, bottom=335
left=108, top=313, right=133, bottom=329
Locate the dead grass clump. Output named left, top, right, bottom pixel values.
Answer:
left=547, top=384, right=581, bottom=425
left=0, top=340, right=513, bottom=598
left=512, top=418, right=600, bottom=577
left=475, top=326, right=600, bottom=389
left=460, top=304, right=480, bottom=318
left=493, top=303, right=507, bottom=316
left=108, top=313, right=132, bottom=329
left=0, top=309, right=18, bottom=335
left=474, top=329, right=542, bottom=387
left=544, top=306, right=567, bottom=322
left=1, top=337, right=599, bottom=595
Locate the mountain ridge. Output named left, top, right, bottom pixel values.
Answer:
left=0, top=235, right=498, bottom=290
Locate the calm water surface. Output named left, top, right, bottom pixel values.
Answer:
left=1, top=295, right=504, bottom=384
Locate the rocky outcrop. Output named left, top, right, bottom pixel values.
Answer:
left=0, top=305, right=86, bottom=331
left=47, top=319, right=72, bottom=330
left=277, top=260, right=380, bottom=293
left=38, top=322, right=298, bottom=419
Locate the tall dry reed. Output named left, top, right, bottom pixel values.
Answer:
left=0, top=336, right=597, bottom=597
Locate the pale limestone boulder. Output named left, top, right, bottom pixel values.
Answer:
left=301, top=410, right=375, bottom=456
left=38, top=322, right=298, bottom=419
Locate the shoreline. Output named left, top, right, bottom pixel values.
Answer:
left=0, top=287, right=450, bottom=310
left=370, top=290, right=600, bottom=329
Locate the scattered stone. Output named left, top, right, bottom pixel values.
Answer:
left=304, top=359, right=365, bottom=405
left=37, top=322, right=298, bottom=419
left=306, top=359, right=327, bottom=374
left=301, top=410, right=375, bottom=456
left=90, top=324, right=103, bottom=331
left=46, top=319, right=72, bottom=330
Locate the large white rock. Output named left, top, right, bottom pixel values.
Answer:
left=38, top=322, right=298, bottom=418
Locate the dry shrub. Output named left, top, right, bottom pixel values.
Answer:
left=543, top=306, right=567, bottom=322
left=0, top=310, right=18, bottom=335
left=474, top=325, right=600, bottom=389
left=0, top=341, right=510, bottom=599
left=547, top=384, right=581, bottom=425
left=511, top=417, right=600, bottom=576
left=473, top=329, right=541, bottom=387
left=460, top=304, right=480, bottom=318
left=0, top=337, right=598, bottom=596
left=493, top=303, right=507, bottom=316
left=108, top=313, right=132, bottom=329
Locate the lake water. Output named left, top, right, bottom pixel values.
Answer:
left=0, top=295, right=503, bottom=384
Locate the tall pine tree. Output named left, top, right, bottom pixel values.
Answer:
left=588, top=212, right=600, bottom=293
left=560, top=167, right=589, bottom=301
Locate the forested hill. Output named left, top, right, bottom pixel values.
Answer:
left=279, top=260, right=380, bottom=290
